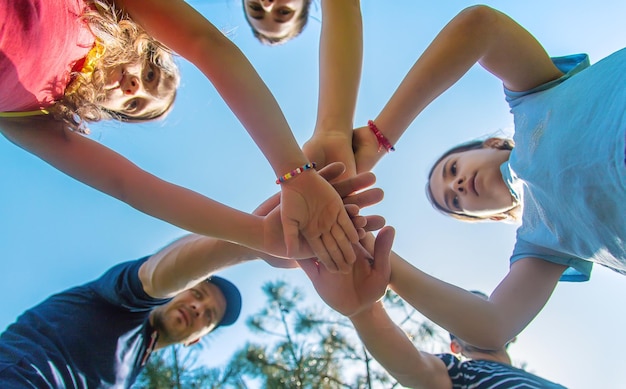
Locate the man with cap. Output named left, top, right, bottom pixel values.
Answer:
left=0, top=163, right=384, bottom=388
left=0, top=233, right=246, bottom=388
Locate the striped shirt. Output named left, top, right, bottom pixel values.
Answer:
left=438, top=354, right=567, bottom=388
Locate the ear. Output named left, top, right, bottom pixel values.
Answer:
left=483, top=137, right=507, bottom=150
left=184, top=338, right=200, bottom=347
left=450, top=339, right=463, bottom=355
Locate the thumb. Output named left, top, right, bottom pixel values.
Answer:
left=373, top=226, right=395, bottom=273
left=316, top=162, right=345, bottom=182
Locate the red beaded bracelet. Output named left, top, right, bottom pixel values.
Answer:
left=368, top=120, right=395, bottom=152
left=276, top=162, right=317, bottom=184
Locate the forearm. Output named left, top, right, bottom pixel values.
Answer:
left=314, top=0, right=363, bottom=134
left=119, top=0, right=308, bottom=175
left=389, top=252, right=562, bottom=349
left=350, top=302, right=450, bottom=389
left=139, top=234, right=259, bottom=298
left=0, top=119, right=268, bottom=252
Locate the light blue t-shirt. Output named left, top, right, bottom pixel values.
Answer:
left=503, top=49, right=626, bottom=282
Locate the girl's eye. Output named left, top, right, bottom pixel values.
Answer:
left=126, top=99, right=138, bottom=111
left=192, top=290, right=201, bottom=298
left=452, top=196, right=460, bottom=210
left=145, top=68, right=155, bottom=83
left=278, top=8, right=293, bottom=16
left=451, top=162, right=457, bottom=176
left=248, top=3, right=262, bottom=11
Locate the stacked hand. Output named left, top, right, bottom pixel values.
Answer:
left=300, top=226, right=396, bottom=317
left=258, top=162, right=385, bottom=269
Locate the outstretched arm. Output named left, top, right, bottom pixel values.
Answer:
left=389, top=252, right=566, bottom=350
left=302, top=0, right=363, bottom=181
left=300, top=228, right=452, bottom=388
left=354, top=5, right=564, bottom=172
left=349, top=303, right=452, bottom=389
left=138, top=162, right=386, bottom=298
left=116, top=0, right=360, bottom=271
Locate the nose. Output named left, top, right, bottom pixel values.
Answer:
left=121, top=74, right=140, bottom=96
left=452, top=177, right=466, bottom=194
left=260, top=0, right=274, bottom=10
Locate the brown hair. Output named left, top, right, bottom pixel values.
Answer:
left=50, top=0, right=180, bottom=133
left=243, top=0, right=313, bottom=46
left=425, top=137, right=520, bottom=222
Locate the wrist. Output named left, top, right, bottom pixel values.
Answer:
left=349, top=300, right=385, bottom=322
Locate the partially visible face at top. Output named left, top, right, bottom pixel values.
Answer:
left=100, top=60, right=176, bottom=120
left=150, top=281, right=227, bottom=346
left=429, top=146, right=515, bottom=219
left=243, top=0, right=306, bottom=39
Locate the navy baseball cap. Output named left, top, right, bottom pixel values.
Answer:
left=206, top=276, right=242, bottom=328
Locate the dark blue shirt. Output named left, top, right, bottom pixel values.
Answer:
left=0, top=257, right=169, bottom=388
left=438, top=353, right=567, bottom=388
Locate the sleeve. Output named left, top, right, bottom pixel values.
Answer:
left=435, top=354, right=464, bottom=384
left=505, top=53, right=590, bottom=108
left=88, top=256, right=170, bottom=312
left=510, top=239, right=593, bottom=282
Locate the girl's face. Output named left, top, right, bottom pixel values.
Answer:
left=100, top=60, right=175, bottom=118
left=429, top=147, right=515, bottom=219
left=243, top=0, right=305, bottom=39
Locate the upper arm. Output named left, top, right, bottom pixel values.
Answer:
left=467, top=5, right=563, bottom=91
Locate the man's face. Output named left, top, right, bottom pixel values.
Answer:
left=151, top=281, right=227, bottom=345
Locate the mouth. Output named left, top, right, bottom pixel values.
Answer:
left=178, top=308, right=190, bottom=328
left=470, top=173, right=479, bottom=196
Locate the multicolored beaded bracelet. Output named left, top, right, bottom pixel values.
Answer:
left=368, top=120, right=395, bottom=152
left=276, top=162, right=317, bottom=184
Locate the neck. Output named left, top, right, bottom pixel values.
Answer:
left=466, top=349, right=512, bottom=365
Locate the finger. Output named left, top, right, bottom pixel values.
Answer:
left=364, top=215, right=386, bottom=232
left=321, top=229, right=348, bottom=272
left=345, top=204, right=360, bottom=218
left=253, top=191, right=281, bottom=216
left=351, top=215, right=368, bottom=230
left=332, top=171, right=376, bottom=198
left=316, top=162, right=346, bottom=182
left=331, top=224, right=357, bottom=270
left=306, top=234, right=335, bottom=272
left=343, top=188, right=384, bottom=208
left=337, top=207, right=360, bottom=244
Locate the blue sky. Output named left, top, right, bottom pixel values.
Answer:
left=1, top=1, right=625, bottom=387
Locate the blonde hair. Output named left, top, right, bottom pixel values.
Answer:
left=50, top=0, right=180, bottom=133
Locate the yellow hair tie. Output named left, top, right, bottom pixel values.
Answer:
left=65, top=40, right=106, bottom=95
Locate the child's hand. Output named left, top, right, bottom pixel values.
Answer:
left=302, top=131, right=357, bottom=182
left=299, top=226, right=396, bottom=317
left=353, top=125, right=383, bottom=173
left=280, top=170, right=360, bottom=273
left=261, top=163, right=384, bottom=263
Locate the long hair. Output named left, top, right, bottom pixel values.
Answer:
left=50, top=0, right=180, bottom=133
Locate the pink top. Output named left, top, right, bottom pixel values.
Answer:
left=0, top=0, right=95, bottom=111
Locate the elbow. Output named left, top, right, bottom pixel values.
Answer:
left=455, top=4, right=501, bottom=36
